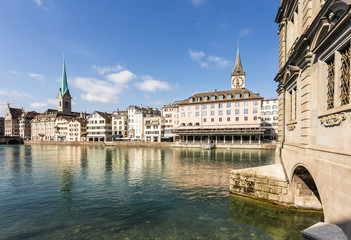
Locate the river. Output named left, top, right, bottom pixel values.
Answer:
left=0, top=145, right=322, bottom=239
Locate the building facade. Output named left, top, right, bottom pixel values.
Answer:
left=0, top=117, right=4, bottom=136
left=67, top=118, right=87, bottom=141
left=87, top=111, right=112, bottom=141
left=31, top=109, right=58, bottom=141
left=161, top=104, right=177, bottom=141
left=144, top=115, right=163, bottom=142
left=172, top=48, right=264, bottom=144
left=261, top=99, right=278, bottom=140
left=275, top=0, right=351, bottom=237
left=4, top=106, right=22, bottom=136
left=19, top=111, right=38, bottom=139
left=112, top=110, right=128, bottom=139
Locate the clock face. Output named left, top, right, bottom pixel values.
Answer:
left=232, top=76, right=244, bottom=88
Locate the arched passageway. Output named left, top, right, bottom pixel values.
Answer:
left=291, top=166, right=322, bottom=210
left=8, top=139, right=20, bottom=144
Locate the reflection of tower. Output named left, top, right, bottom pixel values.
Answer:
left=58, top=54, right=72, bottom=113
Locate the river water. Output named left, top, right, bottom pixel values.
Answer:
left=0, top=145, right=322, bottom=240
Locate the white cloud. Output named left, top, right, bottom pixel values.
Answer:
left=189, top=50, right=205, bottom=61
left=29, top=73, right=46, bottom=82
left=92, top=64, right=124, bottom=75
left=0, top=88, right=31, bottom=98
left=33, top=0, right=42, bottom=6
left=30, top=102, right=47, bottom=109
left=239, top=28, right=253, bottom=37
left=190, top=0, right=205, bottom=6
left=105, top=70, right=136, bottom=85
left=135, top=76, right=171, bottom=92
left=46, top=98, right=57, bottom=106
left=74, top=77, right=120, bottom=104
left=189, top=50, right=232, bottom=69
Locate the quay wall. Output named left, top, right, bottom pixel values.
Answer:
left=24, top=140, right=277, bottom=149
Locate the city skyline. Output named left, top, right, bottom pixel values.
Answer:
left=0, top=0, right=280, bottom=116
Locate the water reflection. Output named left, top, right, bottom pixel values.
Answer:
left=0, top=145, right=323, bottom=240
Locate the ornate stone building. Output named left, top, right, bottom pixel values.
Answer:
left=4, top=105, right=22, bottom=136
left=274, top=0, right=351, bottom=237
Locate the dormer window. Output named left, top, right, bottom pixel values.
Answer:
left=227, top=94, right=232, bottom=99
left=211, top=95, right=216, bottom=101
left=189, top=97, right=194, bottom=103
left=196, top=97, right=202, bottom=102
left=235, top=93, right=241, bottom=99
left=244, top=92, right=250, bottom=98
left=203, top=96, right=209, bottom=101
left=219, top=95, right=225, bottom=100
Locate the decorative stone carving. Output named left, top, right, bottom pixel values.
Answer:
left=287, top=122, right=296, bottom=131
left=320, top=112, right=346, bottom=127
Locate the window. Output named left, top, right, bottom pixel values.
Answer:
left=235, top=109, right=240, bottom=115
left=226, top=102, right=231, bottom=108
left=203, top=118, right=207, bottom=122
left=244, top=109, right=248, bottom=114
left=181, top=113, right=185, bottom=118
left=265, top=106, right=271, bottom=110
left=272, top=105, right=278, bottom=109
left=244, top=101, right=249, bottom=107
left=211, top=95, right=216, bottom=100
left=227, top=110, right=231, bottom=115
left=235, top=93, right=241, bottom=99
left=235, top=117, right=239, bottom=121
left=219, top=118, right=222, bottom=122
left=254, top=116, right=258, bottom=121
left=244, top=92, right=250, bottom=98
left=188, top=112, right=192, bottom=117
left=196, top=97, right=202, bottom=102
left=244, top=117, right=248, bottom=121
left=227, top=117, right=230, bottom=121
left=340, top=47, right=350, bottom=105
left=181, top=106, right=185, bottom=111
left=227, top=94, right=232, bottom=99
left=219, top=95, right=224, bottom=100
left=253, top=101, right=258, bottom=106
left=211, top=104, right=215, bottom=109
left=195, top=112, right=200, bottom=117
left=235, top=102, right=240, bottom=107
left=203, top=104, right=207, bottom=110
left=218, top=110, right=223, bottom=115
left=196, top=105, right=200, bottom=110
left=327, top=58, right=335, bottom=109
left=253, top=109, right=258, bottom=114
left=188, top=106, right=192, bottom=110
left=211, top=118, right=214, bottom=122
left=203, top=111, right=207, bottom=116
left=218, top=103, right=223, bottom=109
left=211, top=111, right=215, bottom=116
left=189, top=98, right=194, bottom=102
left=204, top=96, right=209, bottom=101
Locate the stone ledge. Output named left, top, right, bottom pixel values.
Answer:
left=301, top=222, right=348, bottom=240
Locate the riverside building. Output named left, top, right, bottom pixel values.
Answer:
left=261, top=99, right=278, bottom=140
left=172, top=48, right=264, bottom=145
left=86, top=111, right=112, bottom=141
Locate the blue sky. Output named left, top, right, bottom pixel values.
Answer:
left=0, top=0, right=280, bottom=115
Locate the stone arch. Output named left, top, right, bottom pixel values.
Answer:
left=290, top=164, right=322, bottom=210
left=7, top=139, right=20, bottom=144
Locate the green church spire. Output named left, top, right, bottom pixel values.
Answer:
left=60, top=53, right=69, bottom=96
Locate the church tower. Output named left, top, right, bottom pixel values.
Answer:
left=231, top=44, right=246, bottom=89
left=58, top=54, right=72, bottom=113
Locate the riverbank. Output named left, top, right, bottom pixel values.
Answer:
left=24, top=140, right=277, bottom=149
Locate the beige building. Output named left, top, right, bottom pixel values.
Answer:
left=112, top=110, right=128, bottom=139
left=173, top=49, right=263, bottom=144
left=161, top=104, right=177, bottom=141
left=31, top=109, right=58, bottom=141
left=67, top=118, right=87, bottom=142
left=0, top=117, right=4, bottom=136
left=19, top=111, right=39, bottom=140
left=4, top=106, right=22, bottom=136
left=144, top=115, right=163, bottom=142
left=274, top=0, right=351, bottom=237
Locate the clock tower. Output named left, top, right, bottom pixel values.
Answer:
left=231, top=45, right=246, bottom=89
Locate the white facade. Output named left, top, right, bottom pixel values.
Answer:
left=161, top=104, right=177, bottom=140
left=261, top=99, right=278, bottom=140
left=144, top=115, right=162, bottom=142
left=127, top=106, right=144, bottom=139
left=87, top=111, right=112, bottom=141
left=67, top=119, right=87, bottom=141
left=112, top=111, right=128, bottom=138
left=55, top=117, right=69, bottom=141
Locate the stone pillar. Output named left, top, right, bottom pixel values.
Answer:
left=186, top=135, right=188, bottom=143
left=215, top=135, right=218, bottom=144
left=232, top=135, right=234, bottom=144
left=249, top=135, right=252, bottom=144
left=224, top=136, right=226, bottom=144
left=240, top=135, right=243, bottom=144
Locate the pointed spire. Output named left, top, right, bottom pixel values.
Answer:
left=60, top=53, right=69, bottom=96
left=232, top=41, right=245, bottom=76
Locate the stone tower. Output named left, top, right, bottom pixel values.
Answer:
left=231, top=44, right=246, bottom=89
left=58, top=54, right=72, bottom=113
